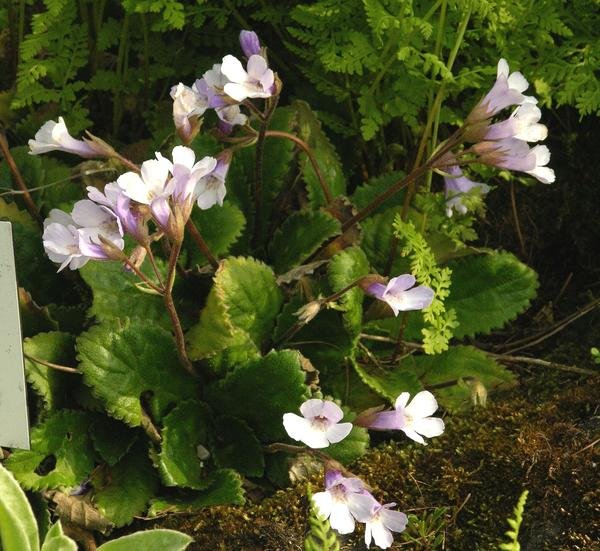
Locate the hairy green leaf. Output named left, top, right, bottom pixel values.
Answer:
left=212, top=416, right=265, bottom=478
left=6, top=410, right=96, bottom=491
left=77, top=319, right=199, bottom=427
left=446, top=252, right=539, bottom=338
left=90, top=417, right=137, bottom=467
left=96, top=529, right=192, bottom=551
left=206, top=350, right=309, bottom=441
left=41, top=521, right=76, bottom=551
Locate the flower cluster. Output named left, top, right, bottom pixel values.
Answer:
left=41, top=145, right=226, bottom=271
left=439, top=58, right=554, bottom=217
left=283, top=393, right=444, bottom=548
left=170, top=30, right=276, bottom=142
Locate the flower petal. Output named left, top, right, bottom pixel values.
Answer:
left=329, top=503, right=355, bottom=534
left=380, top=509, right=408, bottom=533
left=221, top=55, right=248, bottom=84
left=411, top=416, right=445, bottom=438
left=172, top=145, right=196, bottom=170
left=300, top=398, right=326, bottom=418
left=405, top=391, right=438, bottom=418
left=395, top=392, right=411, bottom=410
left=311, top=491, right=333, bottom=519
left=386, top=274, right=415, bottom=293
left=325, top=422, right=353, bottom=444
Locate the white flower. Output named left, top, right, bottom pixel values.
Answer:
left=29, top=117, right=101, bottom=158
left=43, top=219, right=88, bottom=272
left=312, top=471, right=377, bottom=534
left=282, top=399, right=353, bottom=449
left=473, top=139, right=555, bottom=184
left=483, top=103, right=548, bottom=143
left=193, top=156, right=230, bottom=210
left=364, top=502, right=408, bottom=549
left=443, top=164, right=490, bottom=217
left=368, top=391, right=445, bottom=445
left=366, top=274, right=434, bottom=316
left=170, top=83, right=208, bottom=141
left=221, top=54, right=275, bottom=102
left=160, top=145, right=217, bottom=203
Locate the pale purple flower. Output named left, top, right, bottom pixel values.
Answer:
left=364, top=502, right=408, bottom=549
left=312, top=471, right=377, bottom=534
left=117, top=155, right=173, bottom=228
left=193, top=155, right=230, bottom=210
left=216, top=104, right=248, bottom=134
left=443, top=164, right=490, bottom=217
left=482, top=102, right=547, bottom=143
left=43, top=216, right=88, bottom=272
left=87, top=182, right=142, bottom=239
left=468, top=58, right=537, bottom=123
left=170, top=83, right=208, bottom=142
left=221, top=54, right=275, bottom=102
left=195, top=64, right=229, bottom=109
left=472, top=138, right=555, bottom=184
left=157, top=146, right=217, bottom=203
left=283, top=399, right=353, bottom=449
left=29, top=117, right=102, bottom=158
left=239, top=30, right=262, bottom=58
left=368, top=391, right=445, bottom=445
left=366, top=274, right=434, bottom=316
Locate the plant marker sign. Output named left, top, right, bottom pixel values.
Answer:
left=0, top=221, right=30, bottom=449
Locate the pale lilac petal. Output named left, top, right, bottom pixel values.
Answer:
left=150, top=196, right=171, bottom=228
left=395, top=285, right=435, bottom=310
left=247, top=54, right=268, bottom=80
left=71, top=200, right=113, bottom=228
left=369, top=519, right=394, bottom=549
left=410, top=417, right=445, bottom=438
left=312, top=491, right=333, bottom=519
left=405, top=391, right=438, bottom=418
left=172, top=145, right=196, bottom=170
left=507, top=71, right=528, bottom=93
left=368, top=410, right=404, bottom=431
left=239, top=30, right=261, bottom=57
left=299, top=398, right=326, bottom=418
left=44, top=209, right=74, bottom=229
left=221, top=55, right=248, bottom=84
left=324, top=470, right=344, bottom=490
left=259, top=69, right=275, bottom=93
left=347, top=492, right=379, bottom=523
left=195, top=186, right=221, bottom=210
left=395, top=392, right=411, bottom=410
left=386, top=274, right=416, bottom=293
left=366, top=282, right=387, bottom=300
left=329, top=503, right=355, bottom=534
left=325, top=422, right=353, bottom=444
left=497, top=58, right=509, bottom=78
left=191, top=156, right=218, bottom=180
left=380, top=508, right=408, bottom=533
left=340, top=477, right=366, bottom=493
left=320, top=400, right=344, bottom=423
left=402, top=428, right=426, bottom=445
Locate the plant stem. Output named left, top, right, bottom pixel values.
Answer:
left=0, top=129, right=43, bottom=226
left=144, top=244, right=166, bottom=288
left=163, top=240, right=196, bottom=376
left=123, top=258, right=164, bottom=294
left=265, top=130, right=333, bottom=204
left=23, top=354, right=80, bottom=374
left=253, top=94, right=279, bottom=246
left=185, top=219, right=219, bottom=270
left=112, top=151, right=140, bottom=173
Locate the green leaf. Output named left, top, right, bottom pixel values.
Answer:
left=361, top=206, right=409, bottom=274
left=93, top=439, right=159, bottom=527
left=148, top=469, right=245, bottom=516
left=293, top=100, right=346, bottom=207
left=90, top=417, right=137, bottom=466
left=96, top=529, right=193, bottom=551
left=269, top=210, right=341, bottom=274
left=41, top=521, right=76, bottom=551
left=186, top=257, right=282, bottom=360
left=352, top=361, right=422, bottom=402
left=405, top=345, right=516, bottom=411
left=206, top=350, right=309, bottom=441
left=212, top=416, right=265, bottom=478
left=328, top=247, right=370, bottom=342
left=351, top=171, right=405, bottom=212
left=157, top=401, right=212, bottom=489
left=187, top=203, right=246, bottom=266
left=0, top=463, right=39, bottom=551
left=326, top=408, right=369, bottom=465
left=79, top=261, right=169, bottom=329
left=446, top=252, right=539, bottom=338
left=77, top=319, right=199, bottom=427
left=23, top=331, right=76, bottom=411
left=6, top=410, right=96, bottom=491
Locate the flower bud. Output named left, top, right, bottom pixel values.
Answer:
left=239, top=30, right=261, bottom=58
left=295, top=300, right=322, bottom=324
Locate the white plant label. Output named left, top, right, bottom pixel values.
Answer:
left=0, top=221, right=30, bottom=449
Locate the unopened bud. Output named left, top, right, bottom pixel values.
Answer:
left=358, top=274, right=388, bottom=293
left=84, top=131, right=117, bottom=157
left=469, top=378, right=487, bottom=407
left=239, top=30, right=261, bottom=58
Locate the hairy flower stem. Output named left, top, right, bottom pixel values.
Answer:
left=265, top=130, right=334, bottom=204
left=123, top=257, right=164, bottom=294
left=185, top=219, right=219, bottom=270
left=0, top=128, right=43, bottom=226
left=164, top=239, right=196, bottom=377
left=144, top=244, right=166, bottom=288
left=112, top=151, right=141, bottom=173
left=253, top=94, right=279, bottom=247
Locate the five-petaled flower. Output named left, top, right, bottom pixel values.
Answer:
left=443, top=164, right=490, bottom=217
left=312, top=471, right=376, bottom=534
left=366, top=391, right=445, bottom=445
left=283, top=399, right=353, bottom=449
left=365, top=274, right=434, bottom=316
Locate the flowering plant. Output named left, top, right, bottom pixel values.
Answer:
left=1, top=22, right=547, bottom=549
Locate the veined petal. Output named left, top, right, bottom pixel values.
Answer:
left=347, top=492, right=379, bottom=523
left=402, top=428, right=426, bottom=445
left=369, top=519, right=394, bottom=549
left=118, top=171, right=151, bottom=204
left=320, top=400, right=344, bottom=423
left=380, top=508, right=409, bottom=533
left=300, top=398, right=327, bottom=418
left=395, top=392, right=411, bottom=410
left=396, top=285, right=435, bottom=310
left=246, top=54, right=268, bottom=80
left=386, top=274, right=416, bottom=293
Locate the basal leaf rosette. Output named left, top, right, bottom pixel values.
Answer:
left=76, top=318, right=199, bottom=428
left=186, top=257, right=283, bottom=363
